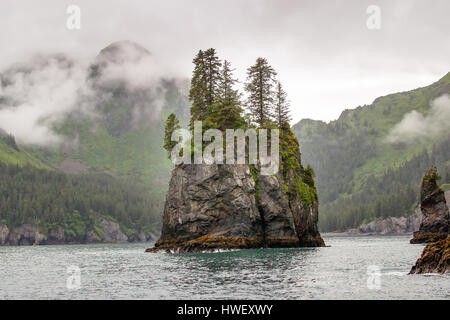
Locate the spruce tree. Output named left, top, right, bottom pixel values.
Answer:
left=189, top=50, right=207, bottom=128
left=163, top=113, right=181, bottom=157
left=204, top=48, right=222, bottom=107
left=213, top=60, right=244, bottom=130
left=188, top=48, right=221, bottom=129
left=274, top=81, right=292, bottom=129
left=244, top=57, right=277, bottom=127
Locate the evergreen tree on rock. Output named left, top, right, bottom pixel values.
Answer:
left=244, top=57, right=277, bottom=127
left=274, top=81, right=292, bottom=129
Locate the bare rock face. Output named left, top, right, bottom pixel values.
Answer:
left=0, top=224, right=9, bottom=245
left=147, top=163, right=324, bottom=253
left=85, top=215, right=128, bottom=243
left=410, top=236, right=450, bottom=274
left=347, top=208, right=421, bottom=236
left=46, top=226, right=66, bottom=245
left=410, top=167, right=449, bottom=244
left=151, top=164, right=263, bottom=252
left=7, top=224, right=45, bottom=246
left=97, top=216, right=128, bottom=243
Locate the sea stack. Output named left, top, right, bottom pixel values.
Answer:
left=146, top=130, right=325, bottom=253
left=147, top=49, right=325, bottom=253
left=410, top=166, right=449, bottom=244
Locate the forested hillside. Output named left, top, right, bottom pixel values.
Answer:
left=293, top=72, right=450, bottom=231
left=0, top=162, right=159, bottom=238
left=0, top=41, right=190, bottom=239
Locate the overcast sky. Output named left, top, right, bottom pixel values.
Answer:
left=1, top=0, right=449, bottom=123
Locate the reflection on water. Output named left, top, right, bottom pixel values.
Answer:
left=0, top=236, right=448, bottom=299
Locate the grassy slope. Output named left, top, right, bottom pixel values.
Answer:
left=0, top=139, right=51, bottom=169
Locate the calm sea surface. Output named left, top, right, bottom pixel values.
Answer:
left=0, top=235, right=448, bottom=299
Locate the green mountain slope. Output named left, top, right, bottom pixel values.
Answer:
left=293, top=72, right=450, bottom=232
left=0, top=132, right=50, bottom=169
left=0, top=41, right=191, bottom=236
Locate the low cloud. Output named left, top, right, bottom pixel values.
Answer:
left=387, top=94, right=450, bottom=143
left=0, top=54, right=94, bottom=145
left=0, top=41, right=179, bottom=146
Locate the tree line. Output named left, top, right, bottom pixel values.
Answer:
left=164, top=48, right=293, bottom=156
left=0, top=163, right=161, bottom=237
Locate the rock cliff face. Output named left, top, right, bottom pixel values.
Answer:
left=410, top=167, right=449, bottom=244
left=409, top=236, right=450, bottom=274
left=147, top=162, right=324, bottom=253
left=347, top=208, right=421, bottom=236
left=0, top=215, right=157, bottom=246
left=6, top=224, right=45, bottom=245
left=0, top=224, right=9, bottom=245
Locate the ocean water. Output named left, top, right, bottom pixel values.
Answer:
left=0, top=235, right=448, bottom=300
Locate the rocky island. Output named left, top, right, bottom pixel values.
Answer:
left=410, top=166, right=449, bottom=244
left=409, top=166, right=449, bottom=274
left=147, top=49, right=324, bottom=253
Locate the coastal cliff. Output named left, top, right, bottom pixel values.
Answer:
left=147, top=126, right=324, bottom=253
left=410, top=167, right=449, bottom=244
left=147, top=162, right=324, bottom=253
left=346, top=208, right=421, bottom=236
left=0, top=215, right=157, bottom=246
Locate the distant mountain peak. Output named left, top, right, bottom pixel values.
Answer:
left=96, top=40, right=151, bottom=65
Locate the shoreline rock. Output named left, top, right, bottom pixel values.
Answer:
left=0, top=219, right=157, bottom=246
left=409, top=236, right=450, bottom=274
left=346, top=208, right=421, bottom=236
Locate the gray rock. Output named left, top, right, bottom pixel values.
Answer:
left=347, top=208, right=421, bottom=236
left=46, top=226, right=65, bottom=244
left=0, top=224, right=9, bottom=245
left=7, top=224, right=45, bottom=246
left=258, top=174, right=298, bottom=245
left=83, top=216, right=128, bottom=243
left=148, top=162, right=324, bottom=253
left=157, top=164, right=263, bottom=243
left=97, top=216, right=128, bottom=243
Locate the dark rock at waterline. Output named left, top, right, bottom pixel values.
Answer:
left=146, top=163, right=324, bottom=253
left=410, top=167, right=449, bottom=244
left=409, top=236, right=450, bottom=274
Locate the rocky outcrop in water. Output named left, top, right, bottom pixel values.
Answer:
left=146, top=161, right=324, bottom=253
left=409, top=236, right=450, bottom=274
left=346, top=208, right=421, bottom=236
left=410, top=167, right=449, bottom=244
